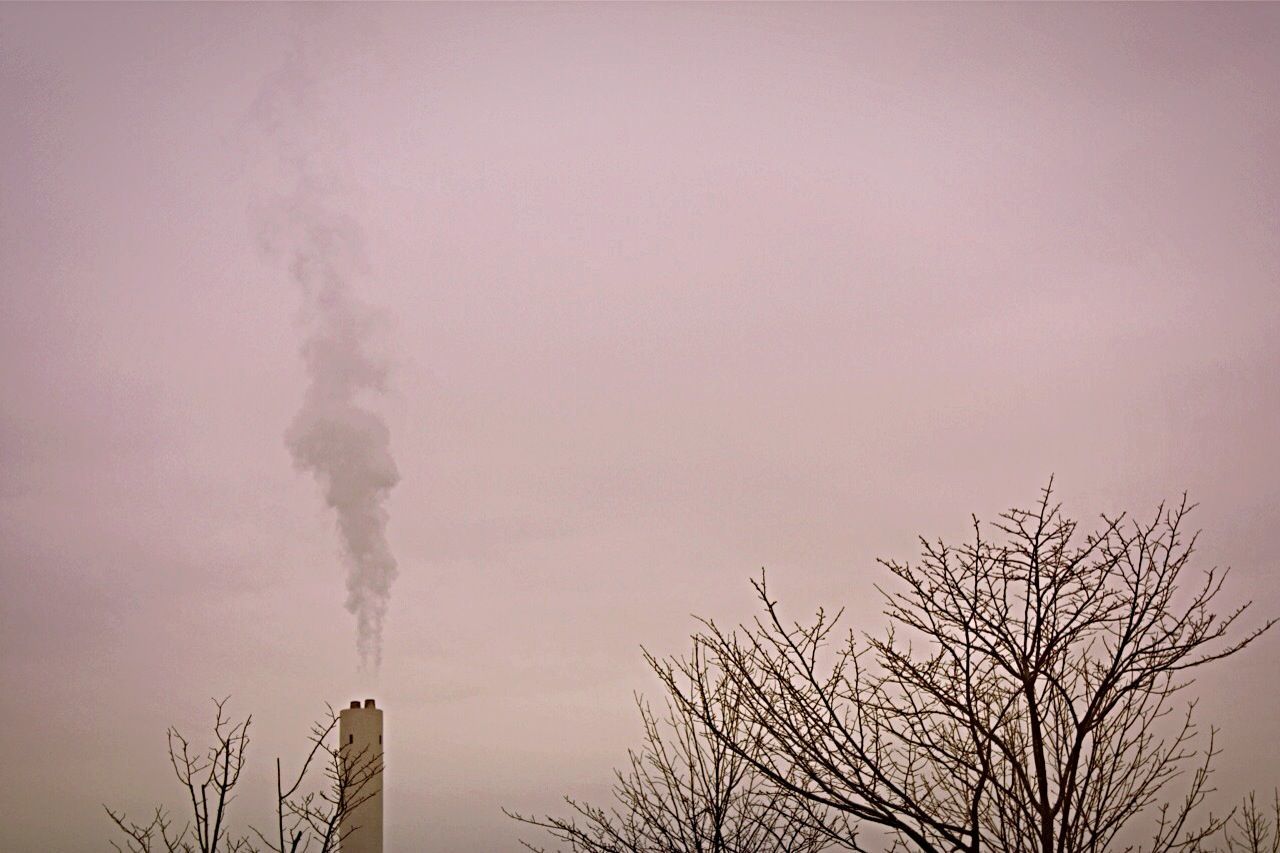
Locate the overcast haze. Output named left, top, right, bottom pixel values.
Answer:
left=2, top=3, right=1279, bottom=851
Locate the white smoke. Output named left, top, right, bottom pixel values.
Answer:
left=247, top=32, right=401, bottom=671
left=269, top=189, right=400, bottom=672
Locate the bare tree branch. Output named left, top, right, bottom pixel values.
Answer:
left=508, top=645, right=852, bottom=852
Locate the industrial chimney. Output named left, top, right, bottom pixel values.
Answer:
left=339, top=698, right=384, bottom=853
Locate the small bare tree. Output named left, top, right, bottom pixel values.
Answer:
left=1216, top=792, right=1280, bottom=853
left=508, top=648, right=848, bottom=853
left=252, top=706, right=384, bottom=853
left=107, top=699, right=382, bottom=853
left=106, top=698, right=255, bottom=853
left=656, top=485, right=1274, bottom=853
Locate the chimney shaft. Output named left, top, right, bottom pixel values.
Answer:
left=338, top=699, right=384, bottom=853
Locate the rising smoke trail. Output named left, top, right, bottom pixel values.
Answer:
left=274, top=191, right=400, bottom=671
left=247, top=27, right=401, bottom=671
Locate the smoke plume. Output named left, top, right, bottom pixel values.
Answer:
left=274, top=192, right=400, bottom=671
left=246, top=31, right=401, bottom=671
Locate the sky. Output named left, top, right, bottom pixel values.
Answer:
left=2, top=3, right=1279, bottom=851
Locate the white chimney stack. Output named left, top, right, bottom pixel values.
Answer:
left=339, top=698, right=384, bottom=853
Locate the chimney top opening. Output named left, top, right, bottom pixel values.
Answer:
left=349, top=701, right=360, bottom=709
left=364, top=698, right=376, bottom=708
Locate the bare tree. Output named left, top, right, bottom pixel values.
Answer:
left=252, top=706, right=384, bottom=853
left=655, top=484, right=1274, bottom=853
left=508, top=648, right=849, bottom=853
left=1217, top=792, right=1280, bottom=853
left=106, top=698, right=255, bottom=853
left=107, top=699, right=382, bottom=853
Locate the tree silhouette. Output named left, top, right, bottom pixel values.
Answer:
left=106, top=699, right=381, bottom=853
left=654, top=485, right=1273, bottom=853
left=509, top=649, right=846, bottom=852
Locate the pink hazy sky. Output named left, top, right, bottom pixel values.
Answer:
left=2, top=4, right=1278, bottom=851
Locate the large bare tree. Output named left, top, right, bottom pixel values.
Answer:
left=654, top=485, right=1273, bottom=853
left=106, top=699, right=381, bottom=853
